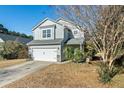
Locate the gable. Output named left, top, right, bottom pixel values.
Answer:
left=57, top=19, right=77, bottom=30
left=57, top=19, right=84, bottom=39
left=32, top=18, right=66, bottom=40
left=39, top=20, right=56, bottom=27
left=32, top=18, right=59, bottom=31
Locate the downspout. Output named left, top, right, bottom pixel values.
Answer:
left=79, top=31, right=84, bottom=51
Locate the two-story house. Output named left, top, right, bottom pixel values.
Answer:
left=27, top=18, right=84, bottom=62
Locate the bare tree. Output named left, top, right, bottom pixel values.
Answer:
left=56, top=5, right=124, bottom=68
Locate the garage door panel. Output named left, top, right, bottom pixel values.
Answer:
left=33, top=48, right=57, bottom=62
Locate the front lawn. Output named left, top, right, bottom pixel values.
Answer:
left=4, top=62, right=124, bottom=88
left=0, top=59, right=27, bottom=69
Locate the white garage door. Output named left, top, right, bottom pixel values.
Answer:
left=33, top=48, right=57, bottom=62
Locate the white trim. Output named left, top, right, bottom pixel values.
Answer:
left=32, top=18, right=63, bottom=31
left=56, top=18, right=76, bottom=26
left=41, top=27, right=54, bottom=40
left=42, top=28, right=52, bottom=38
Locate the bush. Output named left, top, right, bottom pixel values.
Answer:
left=64, top=46, right=74, bottom=61
left=73, top=48, right=83, bottom=63
left=64, top=41, right=96, bottom=63
left=84, top=41, right=96, bottom=59
left=2, top=41, right=19, bottom=59
left=98, top=63, right=122, bottom=83
left=17, top=44, right=28, bottom=59
left=1, top=41, right=28, bottom=59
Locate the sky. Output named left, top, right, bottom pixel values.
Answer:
left=0, top=5, right=59, bottom=35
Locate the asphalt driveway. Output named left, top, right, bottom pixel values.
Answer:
left=0, top=61, right=52, bottom=87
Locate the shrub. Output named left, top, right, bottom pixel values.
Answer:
left=73, top=48, right=83, bottom=63
left=64, top=41, right=96, bottom=63
left=2, top=41, right=19, bottom=59
left=17, top=44, right=28, bottom=59
left=1, top=41, right=28, bottom=59
left=85, top=41, right=96, bottom=59
left=64, top=46, right=74, bottom=61
left=98, top=62, right=122, bottom=83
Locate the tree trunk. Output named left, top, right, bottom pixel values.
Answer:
left=102, top=53, right=108, bottom=63
left=108, top=60, right=113, bottom=69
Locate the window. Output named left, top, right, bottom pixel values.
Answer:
left=43, top=30, right=46, bottom=38
left=47, top=29, right=51, bottom=38
left=74, top=30, right=78, bottom=34
left=42, top=29, right=51, bottom=38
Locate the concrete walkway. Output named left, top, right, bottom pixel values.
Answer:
left=0, top=61, right=52, bottom=87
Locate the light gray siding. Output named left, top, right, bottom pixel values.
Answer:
left=57, top=19, right=84, bottom=39
left=55, top=23, right=64, bottom=39
left=33, top=26, right=55, bottom=40
left=33, top=19, right=65, bottom=41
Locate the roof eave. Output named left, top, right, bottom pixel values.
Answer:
left=32, top=18, right=64, bottom=31
left=27, top=43, right=61, bottom=46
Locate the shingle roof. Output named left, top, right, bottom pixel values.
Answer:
left=27, top=38, right=84, bottom=46
left=0, top=33, right=32, bottom=44
left=27, top=39, right=63, bottom=46
left=66, top=38, right=84, bottom=45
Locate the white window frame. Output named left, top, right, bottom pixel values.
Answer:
left=74, top=30, right=78, bottom=34
left=42, top=29, right=52, bottom=39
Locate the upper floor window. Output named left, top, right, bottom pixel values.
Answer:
left=42, top=29, right=51, bottom=38
left=74, top=30, right=78, bottom=34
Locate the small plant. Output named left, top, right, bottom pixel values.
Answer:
left=98, top=62, right=122, bottom=83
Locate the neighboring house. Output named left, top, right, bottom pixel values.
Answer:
left=0, top=33, right=32, bottom=51
left=27, top=18, right=84, bottom=62
left=0, top=33, right=32, bottom=44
